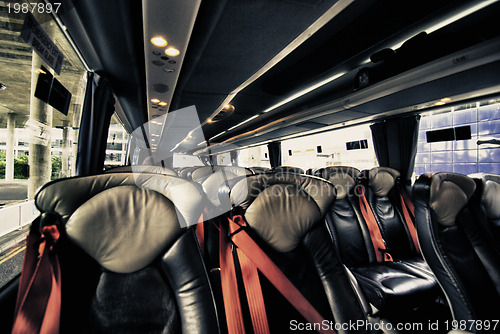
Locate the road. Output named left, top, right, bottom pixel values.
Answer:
left=0, top=181, right=28, bottom=206
left=0, top=225, right=29, bottom=288
left=0, top=179, right=31, bottom=287
left=0, top=243, right=25, bottom=287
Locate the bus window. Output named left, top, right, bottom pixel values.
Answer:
left=104, top=114, right=129, bottom=169
left=280, top=123, right=378, bottom=171
left=0, top=4, right=86, bottom=287
left=237, top=146, right=272, bottom=169
left=234, top=123, right=378, bottom=171
left=414, top=97, right=500, bottom=179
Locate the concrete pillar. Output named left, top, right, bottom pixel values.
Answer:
left=5, top=113, right=15, bottom=181
left=61, top=121, right=70, bottom=177
left=28, top=52, right=53, bottom=200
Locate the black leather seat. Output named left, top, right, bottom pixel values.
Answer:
left=359, top=167, right=419, bottom=259
left=191, top=166, right=219, bottom=183
left=414, top=172, right=500, bottom=332
left=33, top=173, right=219, bottom=333
left=320, top=166, right=439, bottom=314
left=179, top=166, right=198, bottom=178
left=213, top=173, right=371, bottom=333
left=249, top=166, right=271, bottom=174
left=104, top=165, right=178, bottom=176
left=469, top=173, right=500, bottom=242
left=272, top=166, right=305, bottom=174
left=200, top=166, right=254, bottom=210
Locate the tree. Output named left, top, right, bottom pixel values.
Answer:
left=51, top=156, right=62, bottom=180
left=14, top=154, right=29, bottom=179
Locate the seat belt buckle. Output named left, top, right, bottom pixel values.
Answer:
left=378, top=247, right=393, bottom=262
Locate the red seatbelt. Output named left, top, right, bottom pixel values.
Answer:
left=398, top=186, right=420, bottom=254
left=196, top=213, right=205, bottom=257
left=220, top=215, right=336, bottom=334
left=235, top=243, right=270, bottom=334
left=219, top=222, right=246, bottom=334
left=357, top=187, right=393, bottom=262
left=13, top=223, right=62, bottom=334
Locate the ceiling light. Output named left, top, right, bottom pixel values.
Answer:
left=151, top=121, right=163, bottom=125
left=440, top=97, right=451, bottom=103
left=207, top=119, right=213, bottom=123
left=263, top=71, right=346, bottom=113
left=387, top=1, right=498, bottom=52
left=165, top=47, right=180, bottom=57
left=158, top=101, right=167, bottom=106
left=209, top=131, right=226, bottom=141
left=151, top=98, right=160, bottom=103
left=426, top=0, right=498, bottom=34
left=227, top=115, right=259, bottom=131
left=151, top=36, right=168, bottom=47
left=435, top=101, right=446, bottom=106
left=151, top=133, right=160, bottom=137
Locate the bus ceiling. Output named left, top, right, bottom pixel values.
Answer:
left=52, top=0, right=500, bottom=149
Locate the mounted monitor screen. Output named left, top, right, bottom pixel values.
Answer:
left=426, top=126, right=471, bottom=143
left=49, top=78, right=71, bottom=116
left=34, top=66, right=52, bottom=103
left=33, top=65, right=72, bottom=116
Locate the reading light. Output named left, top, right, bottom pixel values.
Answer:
left=223, top=103, right=235, bottom=112
left=165, top=47, right=180, bottom=57
left=151, top=36, right=168, bottom=47
left=151, top=98, right=160, bottom=103
left=440, top=97, right=451, bottom=103
left=207, top=119, right=213, bottom=123
left=158, top=101, right=167, bottom=106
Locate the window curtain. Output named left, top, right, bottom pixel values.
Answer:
left=76, top=72, right=115, bottom=176
left=370, top=115, right=420, bottom=184
left=267, top=142, right=281, bottom=168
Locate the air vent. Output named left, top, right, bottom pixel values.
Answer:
left=153, top=84, right=169, bottom=93
left=151, top=60, right=164, bottom=66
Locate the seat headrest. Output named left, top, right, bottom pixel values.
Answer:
left=230, top=174, right=335, bottom=252
left=314, top=166, right=360, bottom=199
left=368, top=167, right=400, bottom=197
left=36, top=173, right=205, bottom=228
left=201, top=167, right=253, bottom=207
left=469, top=173, right=500, bottom=220
left=273, top=166, right=305, bottom=174
left=66, top=186, right=183, bottom=273
left=191, top=166, right=217, bottom=183
left=429, top=173, right=476, bottom=227
left=105, top=165, right=178, bottom=176
left=179, top=167, right=196, bottom=178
